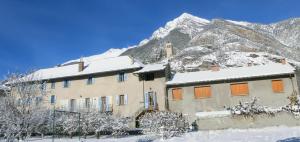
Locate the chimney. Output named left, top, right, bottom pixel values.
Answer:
left=78, top=57, right=84, bottom=72
left=210, top=64, right=220, bottom=71
left=165, top=42, right=173, bottom=58
left=280, top=58, right=286, bottom=65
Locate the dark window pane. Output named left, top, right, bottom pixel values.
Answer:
left=50, top=95, right=55, bottom=104
left=145, top=73, right=155, bottom=81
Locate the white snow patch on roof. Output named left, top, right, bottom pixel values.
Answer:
left=62, top=48, right=128, bottom=65
left=167, top=63, right=295, bottom=85
left=134, top=63, right=166, bottom=74
left=32, top=56, right=142, bottom=80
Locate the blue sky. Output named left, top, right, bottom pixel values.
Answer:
left=1, top=0, right=300, bottom=80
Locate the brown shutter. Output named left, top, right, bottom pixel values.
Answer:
left=195, top=86, right=212, bottom=99
left=231, top=83, right=249, bottom=96
left=172, top=88, right=182, bottom=101
left=272, top=80, right=284, bottom=93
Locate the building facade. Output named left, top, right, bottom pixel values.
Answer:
left=12, top=53, right=299, bottom=129
left=166, top=62, right=299, bottom=125
left=37, top=56, right=168, bottom=122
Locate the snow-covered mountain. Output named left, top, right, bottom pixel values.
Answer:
left=120, top=13, right=300, bottom=90
left=59, top=13, right=300, bottom=89
left=121, top=13, right=300, bottom=69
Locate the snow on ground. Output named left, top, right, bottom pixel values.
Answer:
left=26, top=126, right=300, bottom=142
left=165, top=126, right=300, bottom=142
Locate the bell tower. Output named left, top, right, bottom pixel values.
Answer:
left=165, top=42, right=173, bottom=58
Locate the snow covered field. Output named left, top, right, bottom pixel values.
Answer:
left=25, top=126, right=300, bottom=142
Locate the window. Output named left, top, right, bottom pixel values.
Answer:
left=70, top=99, right=76, bottom=112
left=50, top=95, right=56, bottom=104
left=41, top=81, right=47, bottom=90
left=230, top=83, right=249, bottom=96
left=63, top=80, right=70, bottom=88
left=116, top=94, right=127, bottom=106
left=85, top=98, right=91, bottom=109
left=194, top=86, right=212, bottom=99
left=145, top=73, right=154, bottom=81
left=87, top=76, right=94, bottom=85
left=272, top=80, right=284, bottom=93
left=51, top=81, right=55, bottom=89
left=119, top=95, right=125, bottom=105
left=35, top=96, right=43, bottom=106
left=172, top=88, right=182, bottom=101
left=118, top=72, right=126, bottom=82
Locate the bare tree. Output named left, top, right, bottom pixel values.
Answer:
left=0, top=72, right=51, bottom=141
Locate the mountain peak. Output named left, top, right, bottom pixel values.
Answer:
left=176, top=13, right=210, bottom=23
left=151, top=13, right=210, bottom=39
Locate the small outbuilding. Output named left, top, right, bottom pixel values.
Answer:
left=166, top=62, right=299, bottom=125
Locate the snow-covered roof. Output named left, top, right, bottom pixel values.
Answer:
left=62, top=48, right=128, bottom=65
left=134, top=63, right=166, bottom=74
left=167, top=63, right=296, bottom=86
left=31, top=56, right=143, bottom=80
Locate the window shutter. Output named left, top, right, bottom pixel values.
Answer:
left=74, top=99, right=78, bottom=112
left=98, top=97, right=102, bottom=112
left=195, top=86, right=212, bottom=99
left=116, top=95, right=120, bottom=106
left=172, top=88, right=182, bottom=100
left=117, top=74, right=120, bottom=82
left=92, top=97, right=98, bottom=110
left=66, top=100, right=70, bottom=111
left=124, top=73, right=128, bottom=81
left=272, top=80, right=284, bottom=93
left=124, top=94, right=128, bottom=105
left=144, top=92, right=149, bottom=109
left=231, top=83, right=249, bottom=96
left=106, top=96, right=112, bottom=111
left=79, top=99, right=85, bottom=110
left=153, top=92, right=157, bottom=109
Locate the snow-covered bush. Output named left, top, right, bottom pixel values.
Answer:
left=55, top=111, right=132, bottom=138
left=228, top=97, right=281, bottom=117
left=86, top=112, right=131, bottom=138
left=282, top=91, right=300, bottom=118
left=138, top=111, right=188, bottom=139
